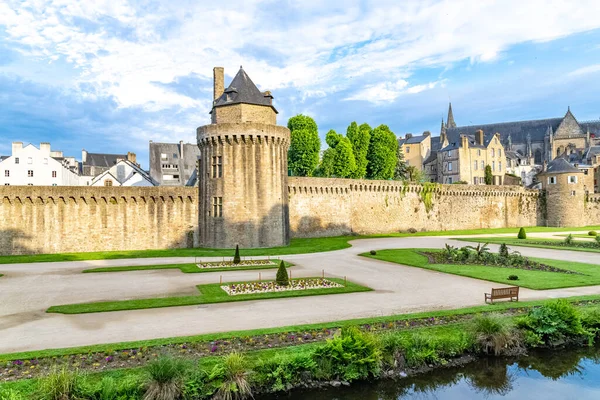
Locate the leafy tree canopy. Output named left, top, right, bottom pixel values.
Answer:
left=348, top=122, right=371, bottom=179
left=288, top=114, right=321, bottom=176
left=367, top=124, right=398, bottom=180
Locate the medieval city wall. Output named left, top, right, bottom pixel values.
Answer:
left=288, top=177, right=544, bottom=237
left=586, top=194, right=600, bottom=225
left=0, top=186, right=199, bottom=255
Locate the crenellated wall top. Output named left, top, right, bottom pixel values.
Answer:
left=197, top=122, right=290, bottom=148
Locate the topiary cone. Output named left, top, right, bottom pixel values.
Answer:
left=517, top=227, right=527, bottom=240
left=233, top=244, right=241, bottom=264
left=275, top=260, right=289, bottom=286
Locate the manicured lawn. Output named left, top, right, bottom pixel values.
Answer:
left=361, top=248, right=600, bottom=290
left=46, top=277, right=370, bottom=314
left=456, top=237, right=600, bottom=253
left=555, top=234, right=597, bottom=238
left=83, top=260, right=292, bottom=274
left=3, top=226, right=600, bottom=264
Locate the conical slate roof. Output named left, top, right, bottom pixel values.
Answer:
left=540, top=157, right=582, bottom=175
left=213, top=67, right=277, bottom=112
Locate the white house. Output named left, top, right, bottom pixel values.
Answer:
left=90, top=160, right=156, bottom=187
left=0, top=142, right=80, bottom=186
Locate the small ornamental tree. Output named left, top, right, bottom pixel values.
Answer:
left=517, top=228, right=527, bottom=240
left=499, top=243, right=510, bottom=258
left=275, top=260, right=289, bottom=286
left=233, top=244, right=241, bottom=264
left=484, top=165, right=493, bottom=185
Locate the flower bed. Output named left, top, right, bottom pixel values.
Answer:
left=3, top=299, right=600, bottom=382
left=197, top=260, right=277, bottom=269
left=221, top=278, right=342, bottom=295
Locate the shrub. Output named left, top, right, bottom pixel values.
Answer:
left=581, top=308, right=600, bottom=331
left=144, top=356, right=188, bottom=400
left=589, top=231, right=597, bottom=236
left=564, top=234, right=574, bottom=245
left=516, top=300, right=590, bottom=346
left=507, top=275, right=519, bottom=281
left=596, top=236, right=600, bottom=247
left=389, top=330, right=474, bottom=368
left=254, top=351, right=316, bottom=392
left=37, top=366, right=84, bottom=400
left=370, top=250, right=377, bottom=255
left=213, top=351, right=252, bottom=400
left=499, top=243, right=510, bottom=258
left=275, top=260, right=289, bottom=286
left=182, top=368, right=215, bottom=400
left=517, top=228, right=526, bottom=239
left=407, top=227, right=418, bottom=234
left=233, top=245, right=241, bottom=264
left=470, top=315, right=523, bottom=356
left=313, top=327, right=381, bottom=382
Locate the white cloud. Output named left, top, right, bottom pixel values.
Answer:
left=568, top=64, right=600, bottom=77
left=346, top=79, right=444, bottom=102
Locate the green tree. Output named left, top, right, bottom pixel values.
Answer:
left=315, top=148, right=335, bottom=177
left=394, top=145, right=408, bottom=180
left=518, top=228, right=527, bottom=240
left=406, top=166, right=424, bottom=183
left=288, top=114, right=321, bottom=176
left=233, top=244, right=241, bottom=264
left=275, top=260, right=289, bottom=286
left=325, top=129, right=343, bottom=149
left=484, top=165, right=493, bottom=185
left=332, top=137, right=357, bottom=178
left=347, top=122, right=371, bottom=179
left=367, top=124, right=398, bottom=180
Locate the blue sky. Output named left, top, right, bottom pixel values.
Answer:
left=2, top=0, right=600, bottom=168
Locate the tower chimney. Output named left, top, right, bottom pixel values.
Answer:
left=476, top=130, right=484, bottom=146
left=213, top=67, right=224, bottom=101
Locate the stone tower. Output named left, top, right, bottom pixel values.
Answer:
left=539, top=158, right=585, bottom=227
left=197, top=67, right=290, bottom=248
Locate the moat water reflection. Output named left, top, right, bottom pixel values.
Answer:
left=265, top=347, right=600, bottom=399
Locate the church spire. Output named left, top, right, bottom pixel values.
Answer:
left=440, top=118, right=446, bottom=135
left=446, top=103, right=456, bottom=129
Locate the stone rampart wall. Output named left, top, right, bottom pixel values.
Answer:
left=288, top=177, right=544, bottom=237
left=586, top=194, right=600, bottom=226
left=0, top=186, right=199, bottom=255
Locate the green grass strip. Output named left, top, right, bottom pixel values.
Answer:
left=4, top=294, right=600, bottom=362
left=362, top=248, right=600, bottom=290
left=2, top=226, right=600, bottom=265
left=455, top=237, right=600, bottom=253
left=83, top=260, right=292, bottom=274
left=46, top=277, right=370, bottom=314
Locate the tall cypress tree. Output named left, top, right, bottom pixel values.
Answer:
left=348, top=122, right=371, bottom=179
left=367, top=125, right=398, bottom=180
left=288, top=114, right=321, bottom=176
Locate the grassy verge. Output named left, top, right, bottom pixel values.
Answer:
left=3, top=226, right=600, bottom=264
left=4, top=294, right=600, bottom=363
left=47, top=277, right=370, bottom=314
left=455, top=237, right=600, bottom=253
left=83, top=260, right=292, bottom=274
left=361, top=248, right=600, bottom=290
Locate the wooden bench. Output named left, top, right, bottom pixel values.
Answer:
left=485, top=287, right=519, bottom=304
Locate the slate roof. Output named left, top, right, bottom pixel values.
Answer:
left=540, top=158, right=582, bottom=175
left=423, top=151, right=438, bottom=165
left=212, top=67, right=277, bottom=113
left=440, top=134, right=487, bottom=152
left=446, top=118, right=563, bottom=145
left=430, top=136, right=441, bottom=151
left=398, top=134, right=429, bottom=146
left=584, top=146, right=600, bottom=158
left=85, top=153, right=127, bottom=168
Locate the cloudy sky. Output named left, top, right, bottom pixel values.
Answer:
left=2, top=0, right=600, bottom=168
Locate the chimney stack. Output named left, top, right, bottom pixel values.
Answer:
left=213, top=67, right=224, bottom=101
left=12, top=142, right=23, bottom=155
left=40, top=142, right=51, bottom=154
left=82, top=149, right=87, bottom=163
left=405, top=133, right=413, bottom=139
left=127, top=152, right=137, bottom=164
left=476, top=130, right=484, bottom=146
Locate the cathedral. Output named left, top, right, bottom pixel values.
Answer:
left=439, top=104, right=600, bottom=167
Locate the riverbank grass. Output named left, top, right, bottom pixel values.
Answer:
left=47, top=277, right=370, bottom=314
left=361, top=248, right=600, bottom=290
left=2, top=226, right=600, bottom=264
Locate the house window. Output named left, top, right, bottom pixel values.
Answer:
left=104, top=179, right=113, bottom=186
left=27, top=157, right=33, bottom=164
left=4, top=170, right=8, bottom=177
left=571, top=190, right=576, bottom=196
left=173, top=153, right=178, bottom=159
left=477, top=149, right=481, bottom=156
left=492, top=161, right=496, bottom=171
left=498, top=149, right=502, bottom=157
left=499, top=161, right=502, bottom=171
left=491, top=149, right=495, bottom=157
left=480, top=161, right=484, bottom=170
left=448, top=177, right=453, bottom=184
left=548, top=176, right=557, bottom=185
left=27, top=170, right=33, bottom=177
left=584, top=169, right=589, bottom=175
left=15, top=157, right=19, bottom=164
left=52, top=171, right=57, bottom=178
left=212, top=156, right=222, bottom=178
left=474, top=161, right=478, bottom=170
left=568, top=176, right=578, bottom=184
left=212, top=197, right=223, bottom=217
left=406, top=147, right=410, bottom=153
left=161, top=153, right=167, bottom=160
left=474, top=177, right=478, bottom=185
left=447, top=162, right=452, bottom=171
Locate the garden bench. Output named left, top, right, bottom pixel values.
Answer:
left=485, top=286, right=519, bottom=304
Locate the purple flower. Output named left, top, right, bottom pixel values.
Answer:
left=13, top=360, right=23, bottom=366
left=210, top=345, right=218, bottom=353
left=105, top=356, right=113, bottom=362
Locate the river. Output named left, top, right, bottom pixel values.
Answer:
left=265, top=347, right=600, bottom=399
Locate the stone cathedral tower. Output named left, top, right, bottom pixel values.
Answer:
left=197, top=67, right=290, bottom=248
